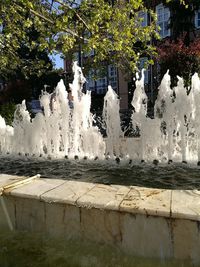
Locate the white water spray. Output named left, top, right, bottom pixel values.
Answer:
left=0, top=62, right=200, bottom=163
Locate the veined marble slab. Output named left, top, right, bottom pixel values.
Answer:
left=8, top=178, right=66, bottom=199
left=2, top=175, right=200, bottom=221
left=120, top=186, right=171, bottom=217
left=9, top=179, right=171, bottom=216
left=77, top=184, right=130, bottom=210
left=41, top=180, right=96, bottom=205
left=0, top=174, right=28, bottom=195
left=171, top=189, right=200, bottom=221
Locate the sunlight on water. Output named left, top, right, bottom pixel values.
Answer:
left=0, top=231, right=194, bottom=267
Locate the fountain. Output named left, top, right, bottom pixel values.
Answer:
left=1, top=62, right=200, bottom=266
left=0, top=61, right=200, bottom=164
left=0, top=62, right=105, bottom=159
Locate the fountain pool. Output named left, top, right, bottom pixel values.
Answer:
left=1, top=63, right=200, bottom=265
left=1, top=156, right=200, bottom=189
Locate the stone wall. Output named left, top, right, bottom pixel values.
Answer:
left=0, top=175, right=200, bottom=265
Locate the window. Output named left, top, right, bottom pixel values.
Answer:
left=138, top=11, right=148, bottom=27
left=195, top=10, right=200, bottom=28
left=156, top=4, right=170, bottom=38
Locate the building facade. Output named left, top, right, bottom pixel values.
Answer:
left=134, top=1, right=200, bottom=109
left=64, top=1, right=200, bottom=111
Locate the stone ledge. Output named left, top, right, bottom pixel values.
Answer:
left=1, top=175, right=200, bottom=221
left=77, top=184, right=130, bottom=210
left=1, top=174, right=200, bottom=264
left=0, top=174, right=27, bottom=193
left=171, top=189, right=200, bottom=221
left=6, top=178, right=66, bottom=199
left=119, top=186, right=171, bottom=218
left=0, top=174, right=39, bottom=195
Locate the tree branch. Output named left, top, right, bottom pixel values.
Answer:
left=29, top=8, right=85, bottom=40
left=54, top=0, right=91, bottom=32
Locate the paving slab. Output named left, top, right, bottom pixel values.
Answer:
left=0, top=174, right=27, bottom=195
left=41, top=180, right=96, bottom=205
left=8, top=178, right=66, bottom=199
left=77, top=184, right=130, bottom=210
left=120, top=186, right=171, bottom=217
left=171, top=189, right=200, bottom=221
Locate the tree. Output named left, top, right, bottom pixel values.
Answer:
left=165, top=0, right=200, bottom=45
left=0, top=0, right=189, bottom=79
left=157, top=36, right=200, bottom=89
left=0, top=1, right=54, bottom=80
left=0, top=0, right=159, bottom=77
left=157, top=0, right=200, bottom=89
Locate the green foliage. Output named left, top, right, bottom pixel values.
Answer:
left=0, top=102, right=16, bottom=125
left=0, top=0, right=159, bottom=78
left=157, top=0, right=200, bottom=89
left=0, top=0, right=190, bottom=80
left=0, top=0, right=53, bottom=80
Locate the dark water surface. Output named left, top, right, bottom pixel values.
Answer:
left=1, top=156, right=200, bottom=189
left=0, top=231, right=195, bottom=267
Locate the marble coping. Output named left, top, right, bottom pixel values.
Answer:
left=1, top=174, right=200, bottom=222
left=0, top=174, right=39, bottom=195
